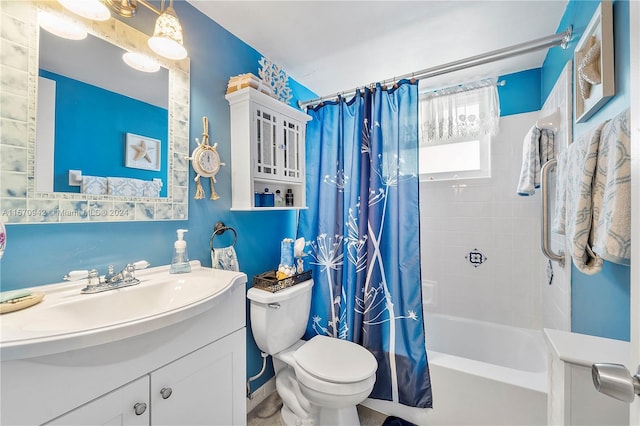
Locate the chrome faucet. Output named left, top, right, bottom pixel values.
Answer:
left=64, top=261, right=150, bottom=294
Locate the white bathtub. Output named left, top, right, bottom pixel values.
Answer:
left=362, top=313, right=548, bottom=425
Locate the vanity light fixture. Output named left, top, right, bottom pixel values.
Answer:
left=122, top=51, right=161, bottom=73
left=57, top=0, right=110, bottom=21
left=39, top=10, right=87, bottom=40
left=58, top=0, right=188, bottom=61
left=104, top=0, right=138, bottom=18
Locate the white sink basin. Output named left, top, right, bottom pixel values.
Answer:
left=0, top=261, right=246, bottom=360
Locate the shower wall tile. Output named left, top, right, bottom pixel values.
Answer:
left=420, top=111, right=545, bottom=330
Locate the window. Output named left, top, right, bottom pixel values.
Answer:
left=418, top=80, right=499, bottom=181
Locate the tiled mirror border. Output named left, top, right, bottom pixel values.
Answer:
left=0, top=1, right=190, bottom=223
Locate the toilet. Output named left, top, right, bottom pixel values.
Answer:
left=247, top=279, right=378, bottom=426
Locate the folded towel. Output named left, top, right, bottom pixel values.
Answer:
left=142, top=180, right=161, bottom=197
left=107, top=177, right=145, bottom=197
left=592, top=109, right=631, bottom=265
left=564, top=120, right=608, bottom=274
left=517, top=126, right=555, bottom=195
left=81, top=176, right=108, bottom=195
left=211, top=246, right=239, bottom=271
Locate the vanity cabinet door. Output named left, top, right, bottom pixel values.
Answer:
left=150, top=328, right=246, bottom=426
left=44, top=376, right=149, bottom=426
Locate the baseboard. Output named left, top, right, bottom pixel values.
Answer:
left=246, top=376, right=277, bottom=414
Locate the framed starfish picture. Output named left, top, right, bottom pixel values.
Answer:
left=574, top=1, right=615, bottom=123
left=125, top=133, right=161, bottom=171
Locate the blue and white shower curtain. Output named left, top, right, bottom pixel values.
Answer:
left=298, top=80, right=432, bottom=408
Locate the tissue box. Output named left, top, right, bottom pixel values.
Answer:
left=226, top=73, right=272, bottom=95
left=252, top=270, right=312, bottom=293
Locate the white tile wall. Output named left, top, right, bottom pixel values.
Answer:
left=420, top=111, right=546, bottom=329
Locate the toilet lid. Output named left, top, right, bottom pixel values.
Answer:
left=293, top=335, right=378, bottom=383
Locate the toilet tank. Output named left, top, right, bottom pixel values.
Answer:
left=247, top=279, right=313, bottom=355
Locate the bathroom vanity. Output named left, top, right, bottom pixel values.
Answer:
left=0, top=262, right=247, bottom=426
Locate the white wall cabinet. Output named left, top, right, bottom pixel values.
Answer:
left=43, top=330, right=245, bottom=426
left=226, top=87, right=311, bottom=210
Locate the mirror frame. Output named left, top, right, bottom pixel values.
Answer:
left=0, top=1, right=190, bottom=223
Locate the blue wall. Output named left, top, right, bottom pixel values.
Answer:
left=1, top=0, right=316, bottom=391
left=498, top=68, right=542, bottom=116
left=541, top=0, right=631, bottom=341
left=40, top=70, right=168, bottom=196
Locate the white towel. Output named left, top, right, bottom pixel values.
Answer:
left=564, top=120, right=608, bottom=274
left=517, top=126, right=555, bottom=195
left=552, top=148, right=568, bottom=235
left=592, top=109, right=631, bottom=265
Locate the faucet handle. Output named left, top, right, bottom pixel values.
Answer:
left=64, top=269, right=93, bottom=281
left=131, top=260, right=150, bottom=270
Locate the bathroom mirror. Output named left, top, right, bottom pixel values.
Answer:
left=37, top=30, right=170, bottom=196
left=0, top=1, right=190, bottom=223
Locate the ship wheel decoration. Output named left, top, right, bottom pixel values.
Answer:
left=189, top=116, right=225, bottom=200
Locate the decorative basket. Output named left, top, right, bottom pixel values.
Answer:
left=252, top=270, right=312, bottom=293
left=226, top=73, right=272, bottom=96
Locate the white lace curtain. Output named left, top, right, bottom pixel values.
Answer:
left=419, top=79, right=500, bottom=145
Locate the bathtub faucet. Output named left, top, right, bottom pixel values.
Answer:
left=64, top=260, right=150, bottom=294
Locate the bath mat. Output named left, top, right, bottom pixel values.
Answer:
left=382, top=416, right=417, bottom=426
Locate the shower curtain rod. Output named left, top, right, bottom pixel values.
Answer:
left=298, top=26, right=573, bottom=109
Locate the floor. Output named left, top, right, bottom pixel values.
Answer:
left=247, top=391, right=389, bottom=426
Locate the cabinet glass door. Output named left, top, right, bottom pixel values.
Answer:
left=254, top=107, right=278, bottom=179
left=282, top=119, right=303, bottom=182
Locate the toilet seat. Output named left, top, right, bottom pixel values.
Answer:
left=292, top=335, right=377, bottom=395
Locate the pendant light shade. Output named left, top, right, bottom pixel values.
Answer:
left=39, top=11, right=87, bottom=40
left=58, top=0, right=110, bottom=21
left=148, top=5, right=187, bottom=60
left=123, top=51, right=161, bottom=73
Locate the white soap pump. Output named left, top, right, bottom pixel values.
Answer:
left=170, top=229, right=191, bottom=274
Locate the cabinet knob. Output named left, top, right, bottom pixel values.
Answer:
left=160, top=387, right=173, bottom=399
left=133, top=402, right=147, bottom=416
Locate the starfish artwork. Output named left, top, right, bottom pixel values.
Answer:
left=578, top=36, right=601, bottom=100
left=131, top=140, right=152, bottom=163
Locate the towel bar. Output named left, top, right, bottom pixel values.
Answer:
left=541, top=159, right=565, bottom=266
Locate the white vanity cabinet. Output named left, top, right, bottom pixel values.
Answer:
left=45, top=376, right=151, bottom=426
left=225, top=87, right=312, bottom=210
left=0, top=266, right=247, bottom=426
left=43, top=330, right=244, bottom=426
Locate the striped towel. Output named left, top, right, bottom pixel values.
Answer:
left=517, top=126, right=555, bottom=195
left=592, top=109, right=631, bottom=265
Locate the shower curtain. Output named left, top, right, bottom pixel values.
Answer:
left=297, top=80, right=432, bottom=408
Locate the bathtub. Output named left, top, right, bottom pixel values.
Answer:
left=362, top=313, right=548, bottom=425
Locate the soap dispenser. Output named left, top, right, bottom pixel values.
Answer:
left=170, top=229, right=191, bottom=274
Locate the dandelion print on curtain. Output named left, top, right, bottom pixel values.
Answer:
left=298, top=80, right=432, bottom=408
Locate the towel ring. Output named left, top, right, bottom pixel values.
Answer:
left=210, top=221, right=237, bottom=252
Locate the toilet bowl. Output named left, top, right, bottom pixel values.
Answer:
left=273, top=336, right=377, bottom=425
left=247, top=280, right=378, bottom=426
